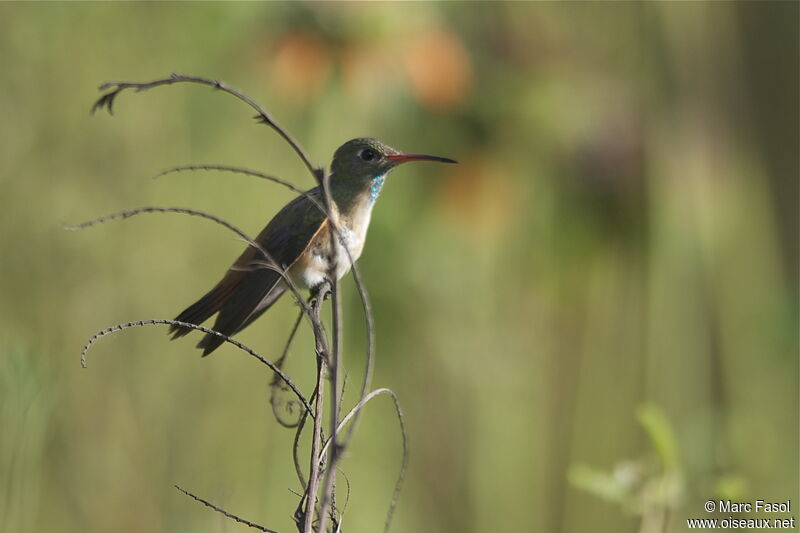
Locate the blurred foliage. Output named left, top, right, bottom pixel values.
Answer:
left=569, top=405, right=683, bottom=532
left=0, top=2, right=797, bottom=533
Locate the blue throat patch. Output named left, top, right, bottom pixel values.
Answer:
left=369, top=174, right=386, bottom=201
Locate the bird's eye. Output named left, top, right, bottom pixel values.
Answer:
left=359, top=148, right=376, bottom=161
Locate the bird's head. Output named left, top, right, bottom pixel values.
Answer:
left=330, top=138, right=457, bottom=183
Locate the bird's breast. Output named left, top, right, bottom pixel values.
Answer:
left=289, top=195, right=375, bottom=289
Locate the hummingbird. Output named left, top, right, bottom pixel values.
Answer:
left=169, top=138, right=457, bottom=355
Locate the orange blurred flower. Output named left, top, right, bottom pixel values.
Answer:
left=402, top=27, right=473, bottom=111
left=267, top=30, right=334, bottom=102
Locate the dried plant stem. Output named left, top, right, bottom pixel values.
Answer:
left=270, top=309, right=306, bottom=428
left=302, top=356, right=325, bottom=533
left=293, top=394, right=313, bottom=490
left=302, top=286, right=331, bottom=533
left=315, top=281, right=343, bottom=533
left=174, top=485, right=278, bottom=533
left=80, top=318, right=313, bottom=416
left=318, top=387, right=409, bottom=533
left=152, top=164, right=327, bottom=215
left=340, top=262, right=375, bottom=449
left=93, top=73, right=324, bottom=183
left=65, top=205, right=309, bottom=314
left=84, top=74, right=410, bottom=533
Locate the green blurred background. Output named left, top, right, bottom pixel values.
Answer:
left=1, top=2, right=797, bottom=532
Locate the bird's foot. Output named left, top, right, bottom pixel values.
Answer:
left=308, top=280, right=333, bottom=307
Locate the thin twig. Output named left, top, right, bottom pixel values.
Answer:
left=340, top=262, right=375, bottom=448
left=293, top=395, right=313, bottom=491
left=302, top=284, right=331, bottom=533
left=80, top=319, right=313, bottom=417
left=314, top=172, right=377, bottom=532
left=93, top=73, right=323, bottom=183
left=332, top=468, right=351, bottom=533
left=302, top=357, right=324, bottom=533
left=270, top=309, right=306, bottom=428
left=315, top=279, right=343, bottom=533
left=151, top=164, right=327, bottom=215
left=319, top=388, right=409, bottom=533
left=313, top=164, right=339, bottom=533
left=174, top=484, right=278, bottom=533
left=314, top=168, right=375, bottom=532
left=64, top=205, right=309, bottom=314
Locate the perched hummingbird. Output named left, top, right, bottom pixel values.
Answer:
left=169, top=138, right=456, bottom=355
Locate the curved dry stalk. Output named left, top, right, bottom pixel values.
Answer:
left=301, top=359, right=325, bottom=533
left=64, top=206, right=309, bottom=314
left=174, top=485, right=278, bottom=533
left=93, top=73, right=324, bottom=184
left=305, top=163, right=349, bottom=533
left=270, top=309, right=306, bottom=428
left=151, top=164, right=327, bottom=215
left=64, top=205, right=246, bottom=237
left=302, top=289, right=330, bottom=533
left=341, top=262, right=376, bottom=447
left=293, top=401, right=312, bottom=490
left=315, top=279, right=342, bottom=533
left=318, top=388, right=408, bottom=533
left=332, top=468, right=351, bottom=533
left=80, top=319, right=313, bottom=417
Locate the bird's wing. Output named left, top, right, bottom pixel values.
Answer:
left=171, top=187, right=326, bottom=355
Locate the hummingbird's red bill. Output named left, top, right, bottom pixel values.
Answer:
left=387, top=153, right=458, bottom=164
